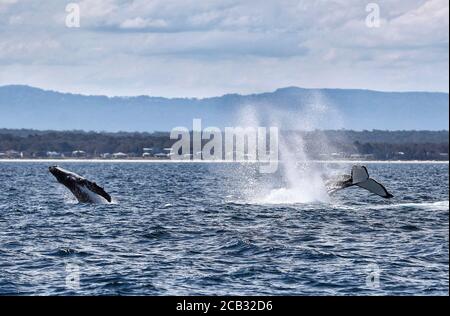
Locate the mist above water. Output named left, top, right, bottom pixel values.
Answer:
left=233, top=91, right=346, bottom=204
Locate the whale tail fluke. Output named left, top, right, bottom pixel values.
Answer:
left=327, top=165, right=393, bottom=199
left=351, top=165, right=369, bottom=184
left=356, top=178, right=394, bottom=198
left=350, top=165, right=393, bottom=198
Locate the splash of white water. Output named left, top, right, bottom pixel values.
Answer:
left=236, top=91, right=344, bottom=204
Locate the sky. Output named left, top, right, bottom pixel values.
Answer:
left=0, top=0, right=448, bottom=97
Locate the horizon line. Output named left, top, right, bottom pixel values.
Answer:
left=1, top=84, right=448, bottom=100
left=1, top=128, right=448, bottom=134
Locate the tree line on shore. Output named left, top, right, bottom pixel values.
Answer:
left=0, top=129, right=448, bottom=160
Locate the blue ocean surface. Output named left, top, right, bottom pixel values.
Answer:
left=0, top=162, right=448, bottom=295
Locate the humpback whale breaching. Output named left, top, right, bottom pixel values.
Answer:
left=49, top=166, right=112, bottom=203
left=326, top=165, right=393, bottom=198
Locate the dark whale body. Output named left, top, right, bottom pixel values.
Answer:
left=49, top=166, right=112, bottom=203
left=326, top=165, right=394, bottom=199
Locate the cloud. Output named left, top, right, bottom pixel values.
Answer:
left=0, top=0, right=17, bottom=13
left=0, top=0, right=17, bottom=4
left=78, top=0, right=118, bottom=18
left=0, top=0, right=448, bottom=97
left=120, top=17, right=168, bottom=30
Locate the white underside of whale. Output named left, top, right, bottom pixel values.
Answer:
left=78, top=184, right=110, bottom=204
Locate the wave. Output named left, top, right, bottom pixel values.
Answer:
left=340, top=200, right=449, bottom=211
left=247, top=187, right=330, bottom=205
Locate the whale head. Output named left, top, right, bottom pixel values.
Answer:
left=49, top=166, right=81, bottom=184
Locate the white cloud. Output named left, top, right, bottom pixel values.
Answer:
left=78, top=0, right=118, bottom=18
left=0, top=0, right=17, bottom=13
left=0, top=0, right=17, bottom=4
left=0, top=0, right=448, bottom=96
left=120, top=17, right=168, bottom=30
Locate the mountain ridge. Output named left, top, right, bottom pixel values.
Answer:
left=2, top=84, right=448, bottom=99
left=0, top=85, right=448, bottom=132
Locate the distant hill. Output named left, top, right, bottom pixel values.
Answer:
left=0, top=85, right=448, bottom=131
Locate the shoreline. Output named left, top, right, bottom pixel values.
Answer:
left=0, top=159, right=448, bottom=164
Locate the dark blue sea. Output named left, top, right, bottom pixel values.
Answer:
left=0, top=161, right=448, bottom=295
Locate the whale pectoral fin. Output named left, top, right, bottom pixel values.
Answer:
left=85, top=181, right=112, bottom=202
left=356, top=178, right=393, bottom=199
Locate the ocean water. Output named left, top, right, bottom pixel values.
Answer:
left=0, top=161, right=448, bottom=295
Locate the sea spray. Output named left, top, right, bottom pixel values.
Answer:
left=232, top=91, right=347, bottom=204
